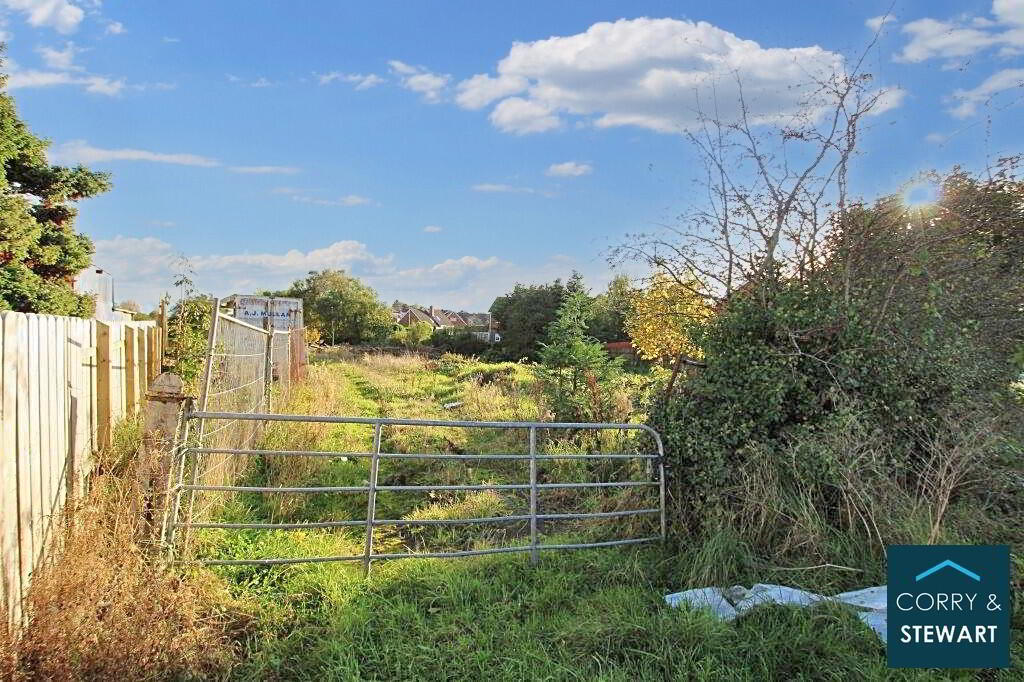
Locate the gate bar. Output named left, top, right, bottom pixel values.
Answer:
left=188, top=410, right=667, bottom=443
left=181, top=508, right=660, bottom=530
left=196, top=536, right=660, bottom=567
left=362, top=423, right=382, bottom=577
left=182, top=481, right=658, bottom=493
left=186, top=447, right=658, bottom=461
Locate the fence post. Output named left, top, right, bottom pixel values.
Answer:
left=158, top=299, right=168, bottom=373
left=263, top=300, right=273, bottom=413
left=363, top=423, right=382, bottom=577
left=162, top=397, right=192, bottom=553
left=182, top=298, right=220, bottom=549
left=529, top=426, right=538, bottom=565
left=658, top=450, right=667, bottom=544
left=134, top=373, right=187, bottom=543
left=95, top=321, right=113, bottom=451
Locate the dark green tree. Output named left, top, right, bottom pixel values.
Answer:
left=490, top=273, right=593, bottom=360
left=0, top=56, right=110, bottom=314
left=588, top=274, right=632, bottom=342
left=535, top=290, right=623, bottom=422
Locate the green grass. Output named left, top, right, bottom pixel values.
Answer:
left=191, top=352, right=1022, bottom=680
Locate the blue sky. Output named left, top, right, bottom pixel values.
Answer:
left=2, top=0, right=1021, bottom=310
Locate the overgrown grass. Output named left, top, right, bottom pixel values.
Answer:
left=6, top=353, right=1020, bottom=679
left=196, top=352, right=1021, bottom=679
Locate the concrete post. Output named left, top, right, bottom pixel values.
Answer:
left=135, top=372, right=187, bottom=542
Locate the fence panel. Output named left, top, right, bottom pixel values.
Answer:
left=0, top=312, right=159, bottom=629
left=1, top=314, right=22, bottom=627
left=170, top=300, right=307, bottom=542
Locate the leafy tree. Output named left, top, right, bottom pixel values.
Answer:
left=117, top=299, right=141, bottom=313
left=285, top=269, right=393, bottom=345
left=489, top=273, right=585, bottom=360
left=162, top=266, right=213, bottom=387
left=1, top=56, right=111, bottom=314
left=649, top=166, right=1024, bottom=533
left=535, top=290, right=623, bottom=422
left=587, top=274, right=632, bottom=342
left=625, top=271, right=713, bottom=391
left=391, top=321, right=433, bottom=348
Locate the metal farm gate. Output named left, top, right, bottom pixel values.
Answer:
left=161, top=302, right=666, bottom=573
left=165, top=414, right=665, bottom=573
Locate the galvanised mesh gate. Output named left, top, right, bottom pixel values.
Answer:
left=163, top=411, right=666, bottom=575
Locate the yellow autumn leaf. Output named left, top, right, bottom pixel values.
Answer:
left=625, top=272, right=712, bottom=361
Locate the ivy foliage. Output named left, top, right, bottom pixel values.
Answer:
left=0, top=57, right=110, bottom=314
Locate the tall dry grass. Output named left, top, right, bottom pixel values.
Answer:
left=726, top=404, right=1019, bottom=573
left=0, top=424, right=238, bottom=681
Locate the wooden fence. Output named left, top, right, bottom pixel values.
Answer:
left=0, top=312, right=163, bottom=628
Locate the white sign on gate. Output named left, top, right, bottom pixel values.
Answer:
left=224, top=295, right=303, bottom=330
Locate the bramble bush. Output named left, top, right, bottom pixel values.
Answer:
left=648, top=169, right=1024, bottom=561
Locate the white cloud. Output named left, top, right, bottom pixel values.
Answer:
left=897, top=18, right=1000, bottom=62
left=5, top=65, right=124, bottom=95
left=105, top=20, right=124, bottom=35
left=192, top=240, right=391, bottom=273
left=897, top=1, right=1024, bottom=62
left=249, top=77, right=273, bottom=88
left=994, top=0, right=1024, bottom=25
left=422, top=225, right=443, bottom=233
left=388, top=256, right=499, bottom=288
left=546, top=161, right=592, bottom=177
left=276, top=188, right=373, bottom=207
left=455, top=73, right=527, bottom=109
left=0, top=0, right=84, bottom=34
left=948, top=68, right=1024, bottom=117
left=317, top=71, right=385, bottom=89
left=388, top=59, right=450, bottom=103
left=49, top=140, right=219, bottom=166
left=36, top=41, right=80, bottom=70
left=91, top=236, right=395, bottom=308
left=454, top=17, right=882, bottom=135
left=490, top=97, right=560, bottom=134
left=161, top=36, right=179, bottom=43
left=924, top=132, right=947, bottom=144
left=228, top=165, right=300, bottom=175
left=866, top=15, right=897, bottom=31
left=471, top=183, right=535, bottom=194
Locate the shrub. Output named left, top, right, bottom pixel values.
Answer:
left=650, top=279, right=1007, bottom=525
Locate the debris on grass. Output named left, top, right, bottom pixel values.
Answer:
left=665, top=583, right=888, bottom=642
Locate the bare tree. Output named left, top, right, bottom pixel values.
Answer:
left=612, top=38, right=897, bottom=308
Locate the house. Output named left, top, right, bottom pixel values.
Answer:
left=394, top=305, right=437, bottom=327
left=392, top=304, right=499, bottom=342
left=394, top=305, right=469, bottom=329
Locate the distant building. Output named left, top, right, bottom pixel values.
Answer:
left=74, top=267, right=135, bottom=321
left=392, top=304, right=498, bottom=341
